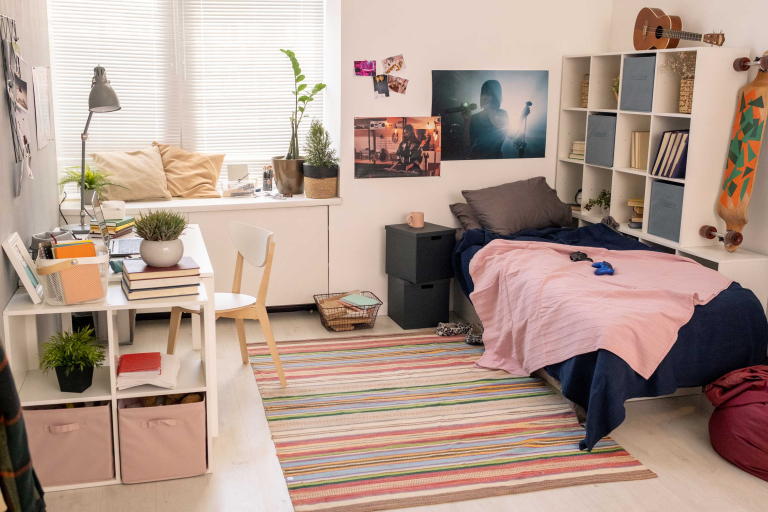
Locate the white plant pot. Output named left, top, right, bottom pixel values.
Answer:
left=139, top=239, right=184, bottom=268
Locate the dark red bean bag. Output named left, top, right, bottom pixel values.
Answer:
left=704, top=365, right=768, bottom=482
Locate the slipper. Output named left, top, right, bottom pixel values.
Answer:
left=465, top=324, right=484, bottom=345
left=436, top=322, right=471, bottom=336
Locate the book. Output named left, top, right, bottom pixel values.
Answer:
left=52, top=240, right=96, bottom=258
left=630, top=131, right=650, bottom=170
left=116, top=354, right=181, bottom=390
left=627, top=198, right=644, bottom=207
left=667, top=132, right=689, bottom=179
left=631, top=216, right=643, bottom=223
left=123, top=257, right=200, bottom=281
left=117, top=352, right=161, bottom=375
left=340, top=293, right=379, bottom=308
left=90, top=217, right=134, bottom=228
left=633, top=206, right=644, bottom=215
left=121, top=278, right=200, bottom=300
left=569, top=153, right=585, bottom=160
left=628, top=221, right=643, bottom=229
left=651, top=131, right=673, bottom=176
left=662, top=132, right=682, bottom=177
left=659, top=132, right=679, bottom=177
left=122, top=274, right=201, bottom=290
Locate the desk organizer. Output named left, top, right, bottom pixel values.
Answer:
left=36, top=245, right=109, bottom=305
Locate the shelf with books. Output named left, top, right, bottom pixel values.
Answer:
left=611, top=171, right=646, bottom=228
left=557, top=109, right=587, bottom=159
left=115, top=359, right=206, bottom=400
left=648, top=115, right=690, bottom=180
left=615, top=113, right=651, bottom=171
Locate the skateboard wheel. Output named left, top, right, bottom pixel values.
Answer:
left=734, top=57, right=751, bottom=72
left=760, top=56, right=768, bottom=72
left=724, top=231, right=743, bottom=246
left=700, top=225, right=716, bottom=239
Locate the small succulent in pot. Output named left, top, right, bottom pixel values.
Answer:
left=135, top=209, right=189, bottom=267
left=303, top=119, right=339, bottom=199
left=39, top=327, right=105, bottom=393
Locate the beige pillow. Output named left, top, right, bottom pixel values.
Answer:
left=153, top=142, right=224, bottom=198
left=91, top=146, right=171, bottom=201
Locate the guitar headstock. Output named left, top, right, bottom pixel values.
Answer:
left=703, top=32, right=725, bottom=46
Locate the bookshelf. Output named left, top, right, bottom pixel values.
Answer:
left=556, top=48, right=768, bottom=310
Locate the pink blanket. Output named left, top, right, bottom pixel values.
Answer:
left=470, top=241, right=732, bottom=379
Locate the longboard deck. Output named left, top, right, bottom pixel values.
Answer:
left=717, top=71, right=768, bottom=251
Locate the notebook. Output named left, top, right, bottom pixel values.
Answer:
left=52, top=240, right=103, bottom=303
left=123, top=257, right=200, bottom=281
left=340, top=293, right=379, bottom=308
left=121, top=279, right=200, bottom=300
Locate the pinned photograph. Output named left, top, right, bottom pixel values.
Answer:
left=354, top=60, right=376, bottom=76
left=432, top=70, right=548, bottom=161
left=387, top=76, right=408, bottom=94
left=354, top=116, right=441, bottom=179
left=14, top=107, right=31, bottom=158
left=382, top=54, right=405, bottom=74
left=14, top=74, right=28, bottom=111
left=373, top=74, right=389, bottom=99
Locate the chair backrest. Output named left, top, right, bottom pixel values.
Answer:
left=229, top=222, right=273, bottom=268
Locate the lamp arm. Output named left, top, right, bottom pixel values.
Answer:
left=79, top=111, right=94, bottom=229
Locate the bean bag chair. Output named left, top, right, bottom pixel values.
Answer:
left=704, top=365, right=768, bottom=482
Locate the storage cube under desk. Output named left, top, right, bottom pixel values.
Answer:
left=385, top=223, right=455, bottom=284
left=388, top=276, right=450, bottom=330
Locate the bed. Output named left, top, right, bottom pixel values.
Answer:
left=453, top=222, right=768, bottom=450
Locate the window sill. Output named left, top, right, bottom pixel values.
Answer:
left=60, top=194, right=342, bottom=216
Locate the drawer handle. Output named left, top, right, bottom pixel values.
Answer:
left=421, top=284, right=434, bottom=290
left=142, top=419, right=183, bottom=429
left=431, top=235, right=442, bottom=240
left=45, top=422, right=86, bottom=434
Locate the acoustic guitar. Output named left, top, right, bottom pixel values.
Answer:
left=634, top=7, right=725, bottom=50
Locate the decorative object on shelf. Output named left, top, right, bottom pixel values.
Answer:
left=570, top=140, right=585, bottom=160
left=2, top=232, right=44, bottom=304
left=303, top=119, right=339, bottom=199
left=660, top=52, right=697, bottom=114
left=39, top=326, right=105, bottom=393
left=272, top=49, right=327, bottom=195
left=262, top=165, right=273, bottom=192
left=406, top=211, right=425, bottom=228
left=36, top=239, right=110, bottom=306
left=612, top=77, right=620, bottom=101
left=584, top=189, right=611, bottom=215
left=58, top=163, right=122, bottom=205
left=633, top=7, right=725, bottom=50
left=135, top=210, right=188, bottom=267
left=575, top=189, right=583, bottom=205
left=353, top=117, right=441, bottom=178
left=581, top=74, right=589, bottom=108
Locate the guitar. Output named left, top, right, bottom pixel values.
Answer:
left=633, top=7, right=725, bottom=50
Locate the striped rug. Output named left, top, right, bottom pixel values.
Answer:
left=249, top=333, right=655, bottom=512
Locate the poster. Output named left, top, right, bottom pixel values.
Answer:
left=32, top=66, right=53, bottom=149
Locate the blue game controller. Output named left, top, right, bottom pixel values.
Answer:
left=592, top=261, right=614, bottom=276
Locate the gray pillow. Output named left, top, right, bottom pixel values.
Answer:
left=462, top=177, right=572, bottom=235
left=449, top=203, right=483, bottom=231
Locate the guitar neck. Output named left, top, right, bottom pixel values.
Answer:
left=660, top=29, right=703, bottom=42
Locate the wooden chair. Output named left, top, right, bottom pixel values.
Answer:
left=167, top=222, right=287, bottom=386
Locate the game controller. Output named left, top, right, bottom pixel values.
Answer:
left=570, top=251, right=594, bottom=263
left=592, top=261, right=614, bottom=276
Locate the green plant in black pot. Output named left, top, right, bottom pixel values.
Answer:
left=39, top=327, right=105, bottom=393
left=135, top=209, right=189, bottom=267
left=303, top=119, right=339, bottom=199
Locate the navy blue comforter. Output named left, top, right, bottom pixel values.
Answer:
left=454, top=223, right=768, bottom=450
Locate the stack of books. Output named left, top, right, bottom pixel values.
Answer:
left=630, top=131, right=650, bottom=170
left=121, top=257, right=201, bottom=300
left=90, top=216, right=135, bottom=238
left=569, top=141, right=585, bottom=160
left=628, top=198, right=644, bottom=229
left=116, top=351, right=181, bottom=390
left=651, top=130, right=689, bottom=179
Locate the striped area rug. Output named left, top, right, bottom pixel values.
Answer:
left=249, top=333, right=655, bottom=512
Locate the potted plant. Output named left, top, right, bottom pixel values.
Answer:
left=660, top=52, right=696, bottom=114
left=39, top=327, right=105, bottom=393
left=303, top=119, right=339, bottom=199
left=612, top=77, right=620, bottom=101
left=584, top=189, right=611, bottom=215
left=58, top=163, right=124, bottom=205
left=135, top=209, right=189, bottom=267
left=272, top=49, right=327, bottom=195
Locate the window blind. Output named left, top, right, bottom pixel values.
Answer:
left=48, top=0, right=324, bottom=191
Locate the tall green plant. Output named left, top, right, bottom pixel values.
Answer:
left=280, top=49, right=326, bottom=160
left=304, top=119, right=339, bottom=168
left=39, top=327, right=105, bottom=376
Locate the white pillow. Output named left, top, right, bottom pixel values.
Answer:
left=91, top=146, right=172, bottom=201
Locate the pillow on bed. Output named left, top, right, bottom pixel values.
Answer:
left=462, top=177, right=572, bottom=235
left=450, top=203, right=483, bottom=231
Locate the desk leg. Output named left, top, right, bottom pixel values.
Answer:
left=202, top=276, right=218, bottom=438
left=192, top=313, right=202, bottom=351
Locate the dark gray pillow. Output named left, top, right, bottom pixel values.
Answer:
left=450, top=203, right=483, bottom=231
left=462, top=177, right=572, bottom=235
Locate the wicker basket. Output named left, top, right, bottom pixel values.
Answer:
left=305, top=177, right=337, bottom=199
left=581, top=74, right=590, bottom=108
left=679, top=79, right=694, bottom=114
left=36, top=245, right=109, bottom=306
left=314, top=291, right=382, bottom=332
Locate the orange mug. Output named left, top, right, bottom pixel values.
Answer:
left=406, top=212, right=425, bottom=228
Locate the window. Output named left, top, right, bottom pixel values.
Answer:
left=49, top=0, right=325, bottom=190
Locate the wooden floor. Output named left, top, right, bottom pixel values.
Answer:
left=45, top=312, right=768, bottom=512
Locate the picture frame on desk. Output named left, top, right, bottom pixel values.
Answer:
left=3, top=232, right=43, bottom=304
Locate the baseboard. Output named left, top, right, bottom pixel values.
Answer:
left=136, top=303, right=318, bottom=321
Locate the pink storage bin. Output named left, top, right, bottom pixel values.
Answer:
left=24, top=404, right=114, bottom=487
left=118, top=397, right=207, bottom=483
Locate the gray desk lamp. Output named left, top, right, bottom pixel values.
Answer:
left=63, top=65, right=121, bottom=234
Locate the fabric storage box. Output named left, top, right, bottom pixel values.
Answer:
left=585, top=114, right=617, bottom=168
left=118, top=396, right=207, bottom=483
left=385, top=223, right=455, bottom=284
left=648, top=180, right=685, bottom=242
left=620, top=55, right=656, bottom=112
left=388, top=276, right=450, bottom=330
left=24, top=403, right=114, bottom=487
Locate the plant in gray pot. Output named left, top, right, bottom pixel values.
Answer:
left=39, top=327, right=105, bottom=393
left=57, top=163, right=123, bottom=205
left=135, top=209, right=188, bottom=267
left=303, top=119, right=339, bottom=199
left=272, top=49, right=326, bottom=195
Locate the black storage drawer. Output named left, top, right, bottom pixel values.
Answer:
left=385, top=223, right=455, bottom=284
left=388, top=276, right=450, bottom=330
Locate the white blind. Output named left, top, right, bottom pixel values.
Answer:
left=48, top=0, right=324, bottom=189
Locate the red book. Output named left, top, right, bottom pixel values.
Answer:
left=117, top=352, right=162, bottom=375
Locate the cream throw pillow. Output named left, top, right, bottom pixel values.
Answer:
left=91, top=146, right=171, bottom=201
left=153, top=142, right=224, bottom=198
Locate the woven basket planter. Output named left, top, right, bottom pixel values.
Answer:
left=679, top=79, right=694, bottom=114
left=303, top=164, right=338, bottom=199
left=581, top=74, right=590, bottom=108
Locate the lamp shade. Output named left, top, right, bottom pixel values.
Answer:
left=89, top=65, right=120, bottom=113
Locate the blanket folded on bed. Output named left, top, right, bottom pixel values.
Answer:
left=470, top=240, right=733, bottom=379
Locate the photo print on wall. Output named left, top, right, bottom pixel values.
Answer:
left=431, top=70, right=548, bottom=160
left=354, top=60, right=376, bottom=76
left=354, top=117, right=441, bottom=179
left=373, top=74, right=389, bottom=99
left=382, top=54, right=405, bottom=74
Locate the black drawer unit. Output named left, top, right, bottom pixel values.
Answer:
left=385, top=223, right=455, bottom=284
left=388, top=276, right=450, bottom=330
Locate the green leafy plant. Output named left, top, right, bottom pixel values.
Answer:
left=39, top=327, right=105, bottom=376
left=279, top=49, right=326, bottom=160
left=304, top=119, right=339, bottom=168
left=584, top=189, right=611, bottom=212
left=612, top=77, right=620, bottom=94
left=134, top=210, right=189, bottom=241
left=58, top=163, right=124, bottom=197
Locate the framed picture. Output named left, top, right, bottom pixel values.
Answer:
left=2, top=232, right=43, bottom=304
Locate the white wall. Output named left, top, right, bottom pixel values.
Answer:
left=329, top=0, right=613, bottom=310
left=608, top=0, right=768, bottom=255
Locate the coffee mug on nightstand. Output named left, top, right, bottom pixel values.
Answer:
left=406, top=212, right=425, bottom=228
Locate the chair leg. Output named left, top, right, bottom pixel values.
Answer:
left=256, top=306, right=287, bottom=386
left=167, top=307, right=183, bottom=355
left=235, top=318, right=249, bottom=365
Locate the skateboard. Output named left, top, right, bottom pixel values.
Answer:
left=702, top=52, right=768, bottom=252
